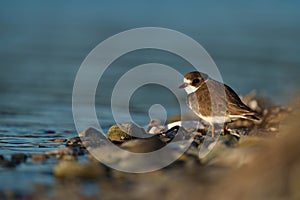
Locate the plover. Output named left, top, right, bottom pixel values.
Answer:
left=179, top=71, right=260, bottom=138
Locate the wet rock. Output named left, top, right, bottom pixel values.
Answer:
left=53, top=161, right=106, bottom=179
left=161, top=126, right=193, bottom=141
left=146, top=119, right=164, bottom=134
left=159, top=137, right=172, bottom=143
left=107, top=123, right=149, bottom=143
left=0, top=155, right=4, bottom=161
left=191, top=135, right=205, bottom=148
left=47, top=138, right=67, bottom=143
left=79, top=127, right=102, bottom=138
left=120, top=136, right=166, bottom=153
left=31, top=154, right=48, bottom=161
left=79, top=127, right=107, bottom=149
left=11, top=153, right=27, bottom=164
left=119, top=122, right=149, bottom=137
left=66, top=136, right=82, bottom=147
left=166, top=121, right=205, bottom=132
left=0, top=160, right=16, bottom=168
left=107, top=124, right=133, bottom=142
left=45, top=146, right=84, bottom=157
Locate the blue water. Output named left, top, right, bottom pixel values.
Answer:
left=0, top=0, right=300, bottom=195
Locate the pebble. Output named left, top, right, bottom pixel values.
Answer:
left=79, top=127, right=102, bottom=138
left=11, top=153, right=27, bottom=164
left=45, top=146, right=84, bottom=157
left=79, top=127, right=108, bottom=149
left=31, top=154, right=48, bottom=161
left=53, top=161, right=106, bottom=179
left=48, top=138, right=67, bottom=143
left=146, top=119, right=164, bottom=133
left=120, top=136, right=166, bottom=153
left=119, top=122, right=149, bottom=137
left=107, top=124, right=135, bottom=142
left=0, top=158, right=15, bottom=168
left=66, top=136, right=82, bottom=147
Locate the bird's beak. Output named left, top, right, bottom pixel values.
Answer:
left=179, top=83, right=188, bottom=89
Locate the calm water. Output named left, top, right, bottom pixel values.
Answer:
left=0, top=0, right=300, bottom=195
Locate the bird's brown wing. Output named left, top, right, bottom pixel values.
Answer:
left=188, top=79, right=259, bottom=119
left=187, top=80, right=228, bottom=117
left=224, top=84, right=258, bottom=116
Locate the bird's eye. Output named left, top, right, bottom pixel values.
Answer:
left=192, top=78, right=200, bottom=84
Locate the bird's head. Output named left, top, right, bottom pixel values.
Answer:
left=179, top=71, right=209, bottom=94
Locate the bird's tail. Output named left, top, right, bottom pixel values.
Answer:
left=244, top=113, right=261, bottom=121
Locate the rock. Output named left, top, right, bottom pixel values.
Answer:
left=120, top=136, right=166, bottom=153
left=79, top=127, right=102, bottom=138
left=146, top=119, right=164, bottom=133
left=53, top=161, right=106, bottom=179
left=119, top=122, right=149, bottom=137
left=45, top=147, right=73, bottom=157
left=0, top=160, right=16, bottom=168
left=45, top=146, right=84, bottom=157
left=0, top=155, right=4, bottom=161
left=107, top=124, right=134, bottom=142
left=11, top=153, right=27, bottom=164
left=66, top=136, right=82, bottom=147
left=191, top=135, right=204, bottom=148
left=159, top=137, right=172, bottom=143
left=79, top=127, right=107, bottom=149
left=31, top=154, right=48, bottom=161
left=161, top=125, right=193, bottom=141
left=166, top=121, right=205, bottom=132
left=47, top=138, right=67, bottom=143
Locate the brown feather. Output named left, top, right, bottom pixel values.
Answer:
left=187, top=77, right=260, bottom=121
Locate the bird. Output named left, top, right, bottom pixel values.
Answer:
left=179, top=71, right=260, bottom=138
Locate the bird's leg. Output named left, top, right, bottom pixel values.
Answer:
left=211, top=124, right=215, bottom=139
left=224, top=123, right=229, bottom=135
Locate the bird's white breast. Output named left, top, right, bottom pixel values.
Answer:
left=195, top=113, right=230, bottom=124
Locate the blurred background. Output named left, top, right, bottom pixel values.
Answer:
left=0, top=0, right=300, bottom=195
left=1, top=0, right=300, bottom=124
